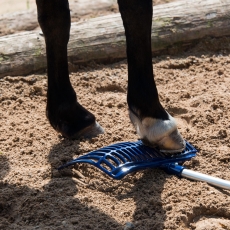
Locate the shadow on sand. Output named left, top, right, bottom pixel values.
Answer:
left=0, top=139, right=167, bottom=229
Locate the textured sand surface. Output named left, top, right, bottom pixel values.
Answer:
left=0, top=1, right=230, bottom=229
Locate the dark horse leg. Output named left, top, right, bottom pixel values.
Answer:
left=118, top=0, right=185, bottom=152
left=36, top=0, right=103, bottom=139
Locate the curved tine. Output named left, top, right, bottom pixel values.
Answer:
left=100, top=159, right=115, bottom=170
left=122, top=148, right=141, bottom=162
left=73, top=154, right=104, bottom=164
left=106, top=155, right=122, bottom=166
left=88, top=147, right=122, bottom=155
left=111, top=160, right=162, bottom=180
left=118, top=141, right=142, bottom=149
left=139, top=146, right=165, bottom=160
left=116, top=150, right=133, bottom=162
left=90, top=149, right=114, bottom=154
left=127, top=147, right=148, bottom=161
left=86, top=141, right=142, bottom=158
left=118, top=149, right=136, bottom=162
left=109, top=152, right=128, bottom=164
left=103, top=141, right=137, bottom=150
left=58, top=157, right=98, bottom=170
left=97, top=153, right=117, bottom=170
left=91, top=145, right=120, bottom=153
left=184, top=142, right=196, bottom=153
left=78, top=153, right=104, bottom=160
left=121, top=141, right=141, bottom=147
left=129, top=146, right=154, bottom=161
left=136, top=147, right=162, bottom=161
left=175, top=152, right=196, bottom=162
left=94, top=143, right=133, bottom=154
left=140, top=145, right=166, bottom=158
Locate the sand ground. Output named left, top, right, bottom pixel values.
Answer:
left=0, top=1, right=230, bottom=230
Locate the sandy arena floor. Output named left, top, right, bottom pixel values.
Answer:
left=0, top=1, right=230, bottom=230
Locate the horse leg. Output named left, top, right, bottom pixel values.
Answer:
left=36, top=0, right=104, bottom=139
left=118, top=0, right=185, bottom=152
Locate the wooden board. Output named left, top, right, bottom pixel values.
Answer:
left=0, top=0, right=117, bottom=35
left=0, top=0, right=230, bottom=77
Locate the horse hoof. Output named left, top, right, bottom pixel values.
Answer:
left=74, top=121, right=104, bottom=139
left=153, top=129, right=186, bottom=153
left=129, top=110, right=186, bottom=153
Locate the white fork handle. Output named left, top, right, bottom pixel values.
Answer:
left=181, top=169, right=230, bottom=190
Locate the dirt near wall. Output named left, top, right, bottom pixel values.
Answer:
left=0, top=1, right=230, bottom=230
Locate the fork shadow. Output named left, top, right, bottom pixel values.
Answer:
left=48, top=139, right=168, bottom=230
left=0, top=139, right=168, bottom=229
left=0, top=140, right=123, bottom=229
left=115, top=169, right=167, bottom=229
left=44, top=139, right=125, bottom=229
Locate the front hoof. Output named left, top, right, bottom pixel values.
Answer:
left=47, top=102, right=104, bottom=139
left=73, top=121, right=104, bottom=139
left=129, top=110, right=186, bottom=153
left=152, top=129, right=185, bottom=153
left=58, top=121, right=104, bottom=139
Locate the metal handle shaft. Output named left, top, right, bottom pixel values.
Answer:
left=163, top=164, right=230, bottom=190
left=181, top=169, right=230, bottom=190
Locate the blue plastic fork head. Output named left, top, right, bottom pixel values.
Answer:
left=161, top=163, right=185, bottom=177
left=58, top=140, right=197, bottom=179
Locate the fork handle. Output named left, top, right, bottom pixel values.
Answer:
left=181, top=168, right=230, bottom=190
left=163, top=164, right=230, bottom=190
